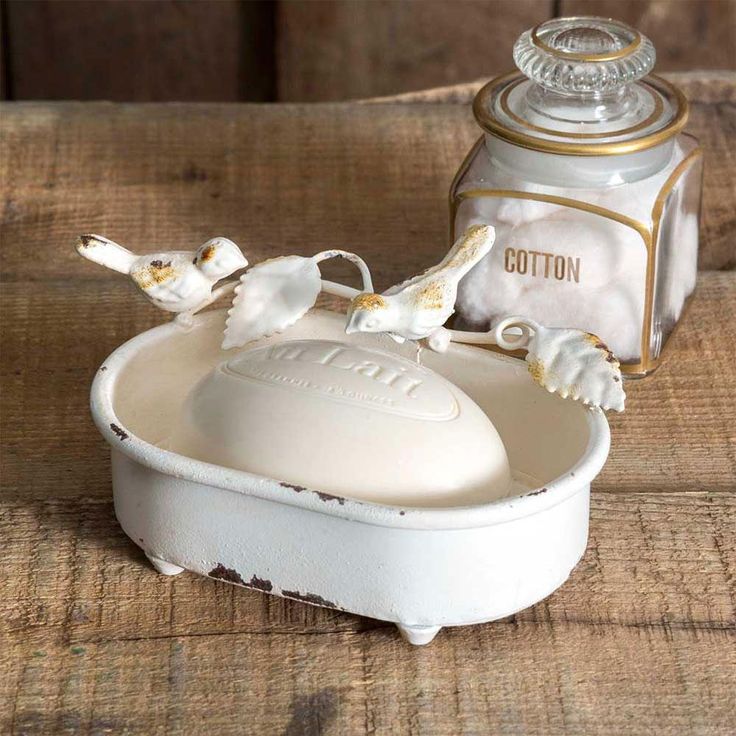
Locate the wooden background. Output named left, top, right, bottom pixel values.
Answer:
left=1, top=72, right=735, bottom=734
left=1, top=0, right=735, bottom=102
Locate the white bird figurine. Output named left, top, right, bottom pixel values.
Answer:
left=76, top=234, right=248, bottom=322
left=345, top=224, right=495, bottom=347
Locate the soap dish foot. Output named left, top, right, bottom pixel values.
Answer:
left=147, top=554, right=185, bottom=576
left=396, top=624, right=441, bottom=646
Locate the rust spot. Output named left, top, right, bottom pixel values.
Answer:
left=99, top=366, right=107, bottom=372
left=138, top=537, right=144, bottom=544
left=280, top=481, right=307, bottom=493
left=248, top=575, right=273, bottom=592
left=110, top=423, right=128, bottom=440
left=209, top=564, right=273, bottom=593
left=209, top=563, right=244, bottom=585
left=526, top=487, right=548, bottom=497
left=78, top=234, right=97, bottom=248
left=199, top=244, right=216, bottom=262
left=613, top=375, right=621, bottom=382
left=399, top=510, right=406, bottom=516
left=282, top=590, right=338, bottom=609
left=132, top=261, right=177, bottom=290
left=315, top=491, right=345, bottom=505
left=280, top=482, right=344, bottom=504
left=586, top=333, right=619, bottom=365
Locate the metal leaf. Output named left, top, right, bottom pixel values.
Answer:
left=222, top=256, right=322, bottom=350
left=527, top=327, right=625, bottom=412
left=493, top=317, right=626, bottom=412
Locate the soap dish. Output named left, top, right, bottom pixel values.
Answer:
left=92, top=309, right=609, bottom=646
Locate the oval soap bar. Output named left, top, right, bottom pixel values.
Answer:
left=171, top=339, right=511, bottom=507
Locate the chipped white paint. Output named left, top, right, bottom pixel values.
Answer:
left=91, top=310, right=610, bottom=646
left=345, top=224, right=495, bottom=344
left=445, top=316, right=626, bottom=412
left=224, top=250, right=373, bottom=350
left=76, top=227, right=623, bottom=412
left=493, top=317, right=626, bottom=412
left=76, top=234, right=247, bottom=320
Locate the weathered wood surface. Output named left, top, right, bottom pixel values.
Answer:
left=559, top=1, right=736, bottom=73
left=1, top=272, right=735, bottom=503
left=278, top=0, right=736, bottom=101
left=3, top=1, right=734, bottom=104
left=1, top=0, right=275, bottom=102
left=1, top=78, right=735, bottom=733
left=1, top=73, right=734, bottom=278
left=277, top=0, right=552, bottom=101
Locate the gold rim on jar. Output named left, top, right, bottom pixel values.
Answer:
left=530, top=18, right=642, bottom=63
left=473, top=72, right=689, bottom=156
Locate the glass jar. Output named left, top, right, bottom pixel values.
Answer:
left=450, top=17, right=703, bottom=376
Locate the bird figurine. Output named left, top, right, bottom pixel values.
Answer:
left=345, top=224, right=495, bottom=348
left=76, top=234, right=248, bottom=323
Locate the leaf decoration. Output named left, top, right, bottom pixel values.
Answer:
left=222, top=256, right=322, bottom=350
left=526, top=327, right=625, bottom=412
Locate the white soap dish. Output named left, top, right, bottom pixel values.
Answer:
left=92, top=309, right=609, bottom=646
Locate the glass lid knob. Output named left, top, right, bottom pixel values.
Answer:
left=513, top=17, right=656, bottom=96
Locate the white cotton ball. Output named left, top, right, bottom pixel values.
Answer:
left=451, top=137, right=699, bottom=365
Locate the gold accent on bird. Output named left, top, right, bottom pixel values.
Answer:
left=416, top=282, right=444, bottom=310
left=131, top=262, right=178, bottom=290
left=351, top=293, right=387, bottom=311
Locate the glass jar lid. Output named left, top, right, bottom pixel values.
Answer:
left=474, top=17, right=688, bottom=156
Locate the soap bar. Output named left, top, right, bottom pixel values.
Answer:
left=170, top=339, right=511, bottom=507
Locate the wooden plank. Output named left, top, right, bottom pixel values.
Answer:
left=560, top=0, right=736, bottom=72
left=277, top=0, right=736, bottom=102
left=368, top=71, right=736, bottom=273
left=0, top=101, right=469, bottom=285
left=0, top=0, right=6, bottom=100
left=277, top=0, right=553, bottom=101
left=0, top=493, right=733, bottom=734
left=1, top=273, right=734, bottom=501
left=2, top=0, right=274, bottom=102
left=0, top=89, right=734, bottom=733
left=1, top=493, right=733, bottom=642
left=0, top=87, right=733, bottom=279
left=1, top=625, right=734, bottom=735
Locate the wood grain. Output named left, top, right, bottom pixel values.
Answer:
left=277, top=0, right=736, bottom=102
left=368, top=71, right=736, bottom=272
left=1, top=494, right=734, bottom=734
left=2, top=0, right=274, bottom=102
left=3, top=623, right=732, bottom=735
left=560, top=0, right=736, bottom=72
left=1, top=274, right=734, bottom=503
left=0, top=76, right=733, bottom=278
left=2, top=1, right=736, bottom=105
left=1, top=85, right=735, bottom=733
left=277, top=0, right=553, bottom=101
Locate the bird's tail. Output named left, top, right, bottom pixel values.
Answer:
left=440, top=224, right=496, bottom=278
left=76, top=234, right=136, bottom=274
